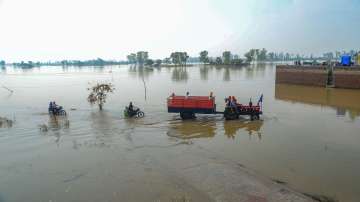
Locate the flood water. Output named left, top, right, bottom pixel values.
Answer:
left=1, top=64, right=360, bottom=201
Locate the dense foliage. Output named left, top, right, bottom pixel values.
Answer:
left=87, top=83, right=115, bottom=110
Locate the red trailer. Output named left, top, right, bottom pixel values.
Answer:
left=167, top=93, right=262, bottom=120
left=167, top=95, right=216, bottom=119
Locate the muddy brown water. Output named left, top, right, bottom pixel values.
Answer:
left=1, top=64, right=360, bottom=201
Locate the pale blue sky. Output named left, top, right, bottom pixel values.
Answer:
left=0, top=0, right=359, bottom=61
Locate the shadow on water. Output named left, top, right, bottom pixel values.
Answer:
left=275, top=84, right=360, bottom=120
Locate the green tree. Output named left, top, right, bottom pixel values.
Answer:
left=222, top=51, right=231, bottom=65
left=180, top=52, right=189, bottom=66
left=145, top=59, right=154, bottom=66
left=0, top=60, right=5, bottom=66
left=244, top=49, right=259, bottom=62
left=267, top=52, right=275, bottom=61
left=127, top=53, right=137, bottom=64
left=232, top=58, right=243, bottom=65
left=170, top=52, right=188, bottom=66
left=163, top=58, right=171, bottom=64
left=258, top=48, right=267, bottom=61
left=87, top=83, right=115, bottom=111
left=215, top=57, right=222, bottom=65
left=154, top=59, right=162, bottom=67
left=170, top=52, right=181, bottom=66
left=199, top=50, right=209, bottom=64
left=136, top=51, right=149, bottom=66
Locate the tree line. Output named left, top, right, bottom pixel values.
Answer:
left=10, top=58, right=127, bottom=68
left=2, top=49, right=358, bottom=68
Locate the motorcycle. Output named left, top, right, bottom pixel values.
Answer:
left=124, top=107, right=145, bottom=118
left=48, top=106, right=67, bottom=116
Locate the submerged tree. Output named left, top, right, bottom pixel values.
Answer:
left=87, top=83, right=115, bottom=110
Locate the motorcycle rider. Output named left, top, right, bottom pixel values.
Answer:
left=128, top=102, right=134, bottom=112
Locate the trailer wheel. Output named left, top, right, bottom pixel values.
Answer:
left=180, top=112, right=195, bottom=120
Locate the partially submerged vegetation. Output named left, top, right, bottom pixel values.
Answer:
left=0, top=116, right=13, bottom=128
left=87, top=83, right=115, bottom=110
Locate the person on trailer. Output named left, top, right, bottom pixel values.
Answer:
left=230, top=96, right=237, bottom=108
left=209, top=92, right=213, bottom=100
left=225, top=96, right=231, bottom=107
left=231, top=96, right=237, bottom=105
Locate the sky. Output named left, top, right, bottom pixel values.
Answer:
left=0, top=0, right=359, bottom=61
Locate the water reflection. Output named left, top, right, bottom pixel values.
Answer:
left=245, top=63, right=266, bottom=79
left=171, top=67, right=189, bottom=82
left=0, top=66, right=6, bottom=74
left=223, top=120, right=263, bottom=140
left=223, top=68, right=231, bottom=81
left=275, top=84, right=360, bottom=120
left=41, top=116, right=70, bottom=145
left=167, top=120, right=216, bottom=139
left=128, top=65, right=154, bottom=79
left=167, top=119, right=264, bottom=140
left=199, top=66, right=209, bottom=81
left=90, top=111, right=117, bottom=136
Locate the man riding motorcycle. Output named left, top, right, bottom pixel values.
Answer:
left=124, top=102, right=144, bottom=118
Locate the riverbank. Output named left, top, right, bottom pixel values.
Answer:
left=276, top=65, right=360, bottom=89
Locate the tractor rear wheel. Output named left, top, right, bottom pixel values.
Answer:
left=250, top=113, right=260, bottom=121
left=224, top=108, right=239, bottom=120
